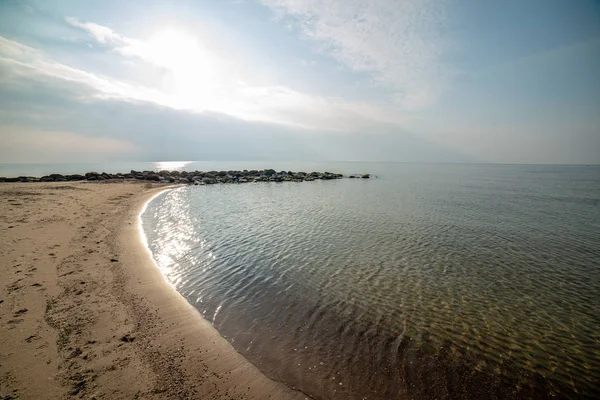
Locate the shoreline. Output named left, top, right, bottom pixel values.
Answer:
left=3, top=180, right=588, bottom=399
left=124, top=186, right=307, bottom=399
left=0, top=181, right=305, bottom=399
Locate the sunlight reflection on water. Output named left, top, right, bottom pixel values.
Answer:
left=141, top=163, right=600, bottom=399
left=152, top=161, right=192, bottom=171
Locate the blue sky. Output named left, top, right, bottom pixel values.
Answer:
left=0, top=0, right=598, bottom=163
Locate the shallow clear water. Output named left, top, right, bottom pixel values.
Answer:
left=142, top=163, right=600, bottom=399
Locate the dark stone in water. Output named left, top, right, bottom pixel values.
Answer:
left=1, top=168, right=370, bottom=186
left=145, top=174, right=160, bottom=181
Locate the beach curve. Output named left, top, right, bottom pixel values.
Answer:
left=0, top=181, right=306, bottom=399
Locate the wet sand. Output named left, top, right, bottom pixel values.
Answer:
left=0, top=181, right=305, bottom=399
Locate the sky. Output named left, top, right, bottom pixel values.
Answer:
left=0, top=0, right=599, bottom=164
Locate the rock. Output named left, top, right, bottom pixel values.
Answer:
left=0, top=168, right=361, bottom=187
left=145, top=174, right=160, bottom=181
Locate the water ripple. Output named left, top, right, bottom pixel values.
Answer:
left=143, top=164, right=600, bottom=399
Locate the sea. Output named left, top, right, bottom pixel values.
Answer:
left=3, top=161, right=600, bottom=399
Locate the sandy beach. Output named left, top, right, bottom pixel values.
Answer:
left=0, top=181, right=305, bottom=400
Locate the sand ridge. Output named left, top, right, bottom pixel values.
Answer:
left=0, top=181, right=306, bottom=400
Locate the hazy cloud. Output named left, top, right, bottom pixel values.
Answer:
left=0, top=125, right=138, bottom=163
left=3, top=22, right=414, bottom=131
left=260, top=0, right=450, bottom=109
left=0, top=54, right=472, bottom=163
left=65, top=17, right=124, bottom=44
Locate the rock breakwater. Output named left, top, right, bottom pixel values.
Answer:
left=0, top=169, right=370, bottom=184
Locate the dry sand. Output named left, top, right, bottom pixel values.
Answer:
left=0, top=181, right=306, bottom=400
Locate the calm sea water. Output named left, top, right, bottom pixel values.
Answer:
left=134, top=163, right=600, bottom=399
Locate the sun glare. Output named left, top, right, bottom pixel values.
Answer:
left=147, top=29, right=220, bottom=108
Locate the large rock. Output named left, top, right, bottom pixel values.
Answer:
left=145, top=174, right=160, bottom=181
left=361, top=174, right=370, bottom=179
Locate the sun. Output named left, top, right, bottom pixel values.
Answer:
left=147, top=29, right=220, bottom=107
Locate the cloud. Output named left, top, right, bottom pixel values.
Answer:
left=65, top=17, right=124, bottom=44
left=0, top=35, right=166, bottom=104
left=0, top=55, right=472, bottom=163
left=260, top=0, right=450, bottom=109
left=1, top=28, right=413, bottom=131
